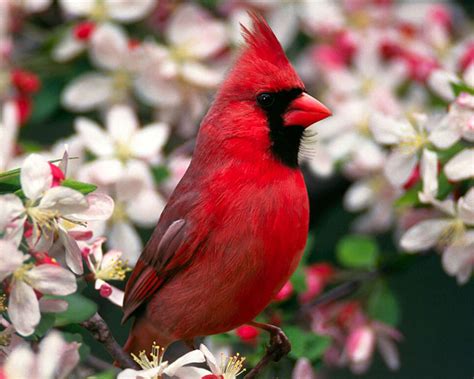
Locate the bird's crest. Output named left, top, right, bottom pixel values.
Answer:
left=216, top=13, right=303, bottom=98
left=239, top=12, right=291, bottom=70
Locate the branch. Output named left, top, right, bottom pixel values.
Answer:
left=80, top=313, right=138, bottom=369
left=302, top=270, right=380, bottom=311
left=245, top=351, right=275, bottom=379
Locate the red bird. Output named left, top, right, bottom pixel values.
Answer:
left=122, top=14, right=331, bottom=357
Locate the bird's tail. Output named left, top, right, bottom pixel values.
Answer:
left=123, top=316, right=173, bottom=358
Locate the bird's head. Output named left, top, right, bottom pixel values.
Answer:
left=203, top=13, right=331, bottom=168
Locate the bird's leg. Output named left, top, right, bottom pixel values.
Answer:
left=249, top=321, right=291, bottom=362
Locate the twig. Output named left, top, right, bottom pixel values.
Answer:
left=80, top=313, right=138, bottom=369
left=245, top=323, right=291, bottom=379
left=302, top=270, right=380, bottom=311
left=84, top=355, right=117, bottom=372
left=245, top=351, right=275, bottom=379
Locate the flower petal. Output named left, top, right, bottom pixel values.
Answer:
left=369, top=113, right=414, bottom=145
left=39, top=186, right=88, bottom=214
left=164, top=350, right=205, bottom=376
left=90, top=23, right=128, bottom=70
left=400, top=218, right=452, bottom=252
left=199, top=344, right=220, bottom=374
left=384, top=150, right=418, bottom=187
left=59, top=0, right=93, bottom=16
left=69, top=193, right=114, bottom=221
left=75, top=116, right=114, bottom=157
left=458, top=188, right=474, bottom=226
left=9, top=280, right=40, bottom=336
left=53, top=32, right=85, bottom=62
left=77, top=159, right=124, bottom=186
left=292, top=358, right=317, bottom=379
left=106, top=0, right=155, bottom=23
left=27, top=264, right=77, bottom=295
left=344, top=180, right=374, bottom=212
left=108, top=221, right=142, bottom=266
left=166, top=4, right=227, bottom=59
left=21, top=154, right=52, bottom=201
left=0, top=194, right=24, bottom=234
left=418, top=149, right=438, bottom=203
left=117, top=367, right=162, bottom=379
left=346, top=326, right=375, bottom=363
left=62, top=73, right=113, bottom=112
left=180, top=62, right=223, bottom=88
left=427, top=69, right=459, bottom=101
left=130, top=123, right=169, bottom=160
left=377, top=335, right=400, bottom=370
left=39, top=298, right=68, bottom=313
left=126, top=188, right=165, bottom=227
left=58, top=227, right=84, bottom=275
left=0, top=240, right=28, bottom=281
left=4, top=344, right=35, bottom=379
left=38, top=331, right=67, bottom=378
left=429, top=116, right=460, bottom=149
left=106, top=105, right=138, bottom=144
left=444, top=148, right=474, bottom=182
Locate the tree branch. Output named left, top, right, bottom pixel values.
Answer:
left=245, top=351, right=276, bottom=379
left=80, top=313, right=138, bottom=369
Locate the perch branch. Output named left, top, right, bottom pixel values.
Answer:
left=245, top=351, right=277, bottom=379
left=80, top=312, right=138, bottom=369
left=245, top=322, right=291, bottom=379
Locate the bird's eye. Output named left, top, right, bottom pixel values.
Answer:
left=257, top=93, right=275, bottom=108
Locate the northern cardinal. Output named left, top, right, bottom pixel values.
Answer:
left=122, top=14, right=331, bottom=357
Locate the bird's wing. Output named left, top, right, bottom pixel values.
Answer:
left=122, top=219, right=204, bottom=323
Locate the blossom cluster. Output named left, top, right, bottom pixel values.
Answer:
left=0, top=0, right=472, bottom=378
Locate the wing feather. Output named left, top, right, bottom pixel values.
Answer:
left=122, top=219, right=197, bottom=323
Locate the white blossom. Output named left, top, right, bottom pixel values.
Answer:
left=2, top=331, right=79, bottom=379
left=0, top=240, right=76, bottom=336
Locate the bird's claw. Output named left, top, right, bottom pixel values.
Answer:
left=267, top=327, right=291, bottom=362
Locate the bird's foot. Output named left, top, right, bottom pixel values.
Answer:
left=249, top=321, right=291, bottom=362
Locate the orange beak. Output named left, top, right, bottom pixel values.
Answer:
left=283, top=93, right=331, bottom=128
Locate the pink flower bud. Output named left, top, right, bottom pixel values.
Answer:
left=236, top=325, right=260, bottom=344
left=73, top=22, right=96, bottom=41
left=346, top=325, right=375, bottom=363
left=402, top=164, right=420, bottom=190
left=11, top=69, right=40, bottom=94
left=459, top=43, right=474, bottom=72
left=99, top=283, right=112, bottom=298
left=49, top=163, right=65, bottom=187
left=274, top=281, right=293, bottom=302
left=300, top=263, right=334, bottom=303
left=14, top=96, right=31, bottom=125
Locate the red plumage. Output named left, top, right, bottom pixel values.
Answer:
left=122, top=13, right=331, bottom=355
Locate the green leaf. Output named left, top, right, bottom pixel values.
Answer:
left=451, top=82, right=474, bottom=96
left=51, top=293, right=97, bottom=326
left=0, top=169, right=97, bottom=196
left=61, top=179, right=97, bottom=195
left=28, top=78, right=61, bottom=126
left=33, top=313, right=56, bottom=338
left=336, top=235, right=379, bottom=269
left=289, top=235, right=314, bottom=293
left=437, top=171, right=453, bottom=200
left=62, top=332, right=91, bottom=360
left=152, top=165, right=170, bottom=184
left=394, top=182, right=422, bottom=208
left=290, top=265, right=307, bottom=294
left=0, top=168, right=21, bottom=194
left=283, top=326, right=331, bottom=361
left=367, top=281, right=400, bottom=326
left=87, top=371, right=116, bottom=379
